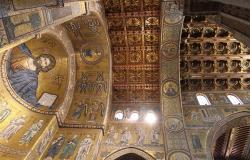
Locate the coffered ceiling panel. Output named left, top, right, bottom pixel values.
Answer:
left=104, top=0, right=161, bottom=106
left=180, top=16, right=250, bottom=92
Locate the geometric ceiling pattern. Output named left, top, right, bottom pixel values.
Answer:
left=180, top=16, right=250, bottom=92
left=104, top=0, right=160, bottom=106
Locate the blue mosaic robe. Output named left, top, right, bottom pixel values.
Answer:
left=8, top=43, right=38, bottom=106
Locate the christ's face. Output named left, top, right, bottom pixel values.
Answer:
left=37, top=57, right=51, bottom=68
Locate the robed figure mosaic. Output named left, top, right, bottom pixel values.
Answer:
left=7, top=43, right=56, bottom=107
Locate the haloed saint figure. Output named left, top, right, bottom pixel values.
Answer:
left=8, top=43, right=56, bottom=106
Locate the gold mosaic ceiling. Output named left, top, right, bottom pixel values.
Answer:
left=104, top=0, right=160, bottom=105
left=180, top=16, right=250, bottom=92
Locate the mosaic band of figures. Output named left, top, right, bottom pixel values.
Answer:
left=43, top=134, right=94, bottom=160
left=0, top=97, right=46, bottom=145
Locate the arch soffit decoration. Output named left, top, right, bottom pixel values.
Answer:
left=206, top=111, right=250, bottom=160
left=104, top=147, right=156, bottom=160
left=60, top=5, right=112, bottom=127
left=87, top=8, right=112, bottom=84
left=1, top=25, right=76, bottom=120
left=44, top=26, right=76, bottom=122
left=49, top=7, right=112, bottom=125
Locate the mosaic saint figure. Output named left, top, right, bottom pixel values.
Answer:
left=100, top=102, right=105, bottom=117
left=60, top=135, right=78, bottom=159
left=0, top=99, right=11, bottom=122
left=72, top=102, right=87, bottom=119
left=44, top=134, right=65, bottom=160
left=120, top=127, right=131, bottom=145
left=75, top=135, right=92, bottom=160
left=81, top=48, right=102, bottom=64
left=105, top=126, right=117, bottom=145
left=191, top=134, right=203, bottom=152
left=87, top=107, right=95, bottom=122
left=0, top=108, right=10, bottom=122
left=165, top=84, right=177, bottom=96
left=8, top=43, right=56, bottom=106
left=151, top=128, right=160, bottom=145
left=0, top=115, right=25, bottom=140
left=124, top=108, right=131, bottom=120
left=162, top=81, right=178, bottom=97
left=20, top=120, right=44, bottom=144
left=136, top=128, right=146, bottom=145
left=36, top=129, right=53, bottom=154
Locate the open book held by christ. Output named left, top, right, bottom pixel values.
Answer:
left=38, top=93, right=57, bottom=107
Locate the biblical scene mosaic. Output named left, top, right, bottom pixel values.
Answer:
left=62, top=12, right=111, bottom=127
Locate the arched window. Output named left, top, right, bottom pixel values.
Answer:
left=114, top=110, right=124, bottom=120
left=144, top=111, right=157, bottom=124
left=227, top=94, right=243, bottom=105
left=129, top=111, right=139, bottom=121
left=196, top=93, right=211, bottom=105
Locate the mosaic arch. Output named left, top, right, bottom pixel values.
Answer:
left=105, top=147, right=156, bottom=160
left=1, top=28, right=75, bottom=113
left=62, top=10, right=112, bottom=128
left=206, top=111, right=250, bottom=160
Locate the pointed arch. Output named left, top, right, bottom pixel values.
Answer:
left=104, top=147, right=156, bottom=160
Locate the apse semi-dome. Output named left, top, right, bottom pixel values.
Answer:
left=2, top=34, right=69, bottom=112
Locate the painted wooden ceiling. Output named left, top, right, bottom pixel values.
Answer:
left=180, top=16, right=250, bottom=92
left=104, top=0, right=161, bottom=108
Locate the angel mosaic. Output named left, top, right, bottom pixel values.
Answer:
left=0, top=97, right=11, bottom=122
left=36, top=129, right=53, bottom=154
left=75, top=135, right=92, bottom=160
left=0, top=115, right=26, bottom=140
left=20, top=120, right=44, bottom=144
